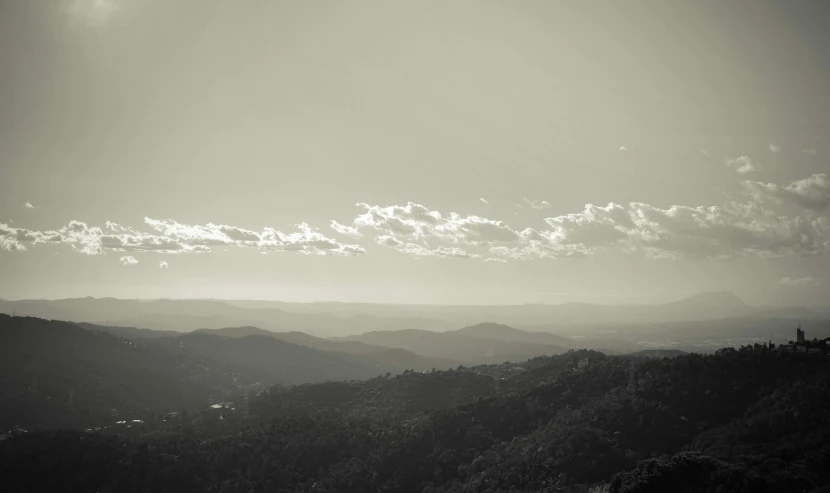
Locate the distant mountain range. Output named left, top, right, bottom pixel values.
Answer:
left=1, top=293, right=824, bottom=340
left=0, top=315, right=572, bottom=430
left=335, top=323, right=567, bottom=364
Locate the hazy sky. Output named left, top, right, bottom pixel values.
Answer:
left=1, top=0, right=829, bottom=306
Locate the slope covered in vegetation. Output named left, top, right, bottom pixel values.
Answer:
left=2, top=332, right=828, bottom=492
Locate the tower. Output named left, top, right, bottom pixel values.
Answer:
left=797, top=323, right=805, bottom=344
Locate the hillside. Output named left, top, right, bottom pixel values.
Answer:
left=196, top=326, right=459, bottom=371
left=0, top=315, right=257, bottom=430
left=3, top=347, right=829, bottom=492
left=152, top=332, right=396, bottom=385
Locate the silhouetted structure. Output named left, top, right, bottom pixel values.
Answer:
left=797, top=324, right=805, bottom=344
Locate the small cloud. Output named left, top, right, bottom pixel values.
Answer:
left=619, top=146, right=628, bottom=152
left=480, top=197, right=489, bottom=205
left=523, top=198, right=552, bottom=210
left=769, top=144, right=781, bottom=153
left=802, top=148, right=818, bottom=156
left=330, top=220, right=362, bottom=238
left=119, top=256, right=138, bottom=266
left=24, top=202, right=38, bottom=209
left=485, top=257, right=507, bottom=263
left=778, top=276, right=821, bottom=287
left=700, top=149, right=710, bottom=157
left=159, top=260, right=168, bottom=268
left=726, top=155, right=758, bottom=174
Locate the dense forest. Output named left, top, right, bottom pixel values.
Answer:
left=2, top=315, right=829, bottom=492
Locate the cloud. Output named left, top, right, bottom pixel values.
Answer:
left=485, top=257, right=508, bottom=263
left=700, top=149, right=710, bottom=157
left=1, top=218, right=365, bottom=257
left=523, top=198, right=552, bottom=210
left=159, top=260, right=169, bottom=268
left=778, top=276, right=821, bottom=287
left=6, top=174, right=830, bottom=264
left=143, top=218, right=365, bottom=256
left=24, top=202, right=38, bottom=209
left=743, top=173, right=830, bottom=212
left=726, top=155, right=759, bottom=174
left=769, top=144, right=781, bottom=153
left=619, top=146, right=628, bottom=152
left=342, top=172, right=830, bottom=261
left=330, top=220, right=362, bottom=238
left=119, top=256, right=138, bottom=266
left=480, top=197, right=489, bottom=205
left=802, top=148, right=817, bottom=156
left=0, top=223, right=33, bottom=252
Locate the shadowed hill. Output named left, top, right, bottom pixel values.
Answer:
left=152, top=332, right=397, bottom=385
left=195, top=326, right=459, bottom=371
left=5, top=347, right=829, bottom=492
left=0, top=315, right=254, bottom=430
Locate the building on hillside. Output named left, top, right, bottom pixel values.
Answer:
left=780, top=325, right=830, bottom=354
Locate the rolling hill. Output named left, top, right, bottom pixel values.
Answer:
left=194, top=326, right=458, bottom=372
left=0, top=315, right=255, bottom=430
left=454, top=322, right=576, bottom=347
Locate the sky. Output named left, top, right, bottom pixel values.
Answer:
left=1, top=0, right=829, bottom=306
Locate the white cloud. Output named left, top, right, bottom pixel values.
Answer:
left=779, top=276, right=821, bottom=287
left=485, top=257, right=508, bottom=263
left=24, top=202, right=37, bottom=209
left=480, top=197, right=489, bottom=205
left=0, top=223, right=33, bottom=252
left=769, top=144, right=781, bottom=153
left=743, top=173, right=830, bottom=212
left=6, top=174, right=830, bottom=264
left=726, top=155, right=758, bottom=174
left=1, top=218, right=365, bottom=257
left=119, top=256, right=138, bottom=266
left=619, top=146, right=628, bottom=152
left=330, top=220, right=362, bottom=238
left=159, top=260, right=169, bottom=268
left=143, top=218, right=365, bottom=256
left=523, top=198, right=552, bottom=210
left=802, top=148, right=818, bottom=156
left=344, top=173, right=830, bottom=261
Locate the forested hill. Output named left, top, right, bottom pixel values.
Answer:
left=0, top=315, right=257, bottom=430
left=2, top=338, right=829, bottom=492
left=0, top=315, right=442, bottom=430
